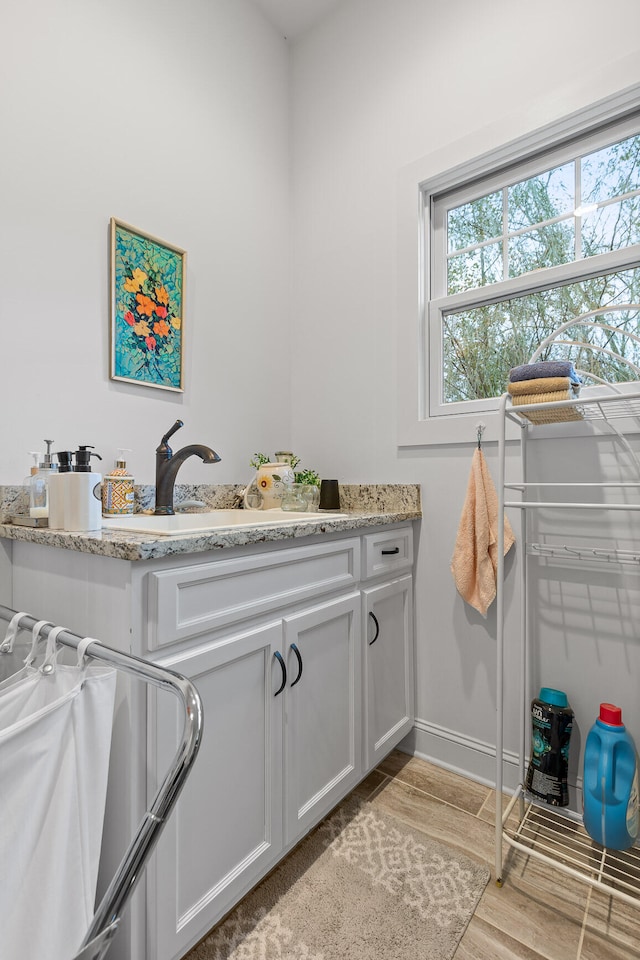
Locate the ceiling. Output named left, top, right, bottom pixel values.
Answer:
left=251, top=0, right=345, bottom=39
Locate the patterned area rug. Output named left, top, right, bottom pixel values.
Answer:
left=188, top=798, right=490, bottom=960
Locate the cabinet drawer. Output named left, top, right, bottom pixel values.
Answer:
left=362, top=526, right=413, bottom=580
left=147, top=538, right=361, bottom=649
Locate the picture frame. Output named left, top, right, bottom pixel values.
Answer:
left=110, top=218, right=186, bottom=392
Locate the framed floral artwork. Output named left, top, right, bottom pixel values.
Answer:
left=110, top=218, right=185, bottom=391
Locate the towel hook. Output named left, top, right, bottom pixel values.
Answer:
left=476, top=422, right=486, bottom=449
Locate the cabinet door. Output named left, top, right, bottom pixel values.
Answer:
left=283, top=593, right=362, bottom=845
left=146, top=621, right=284, bottom=960
left=362, top=575, right=414, bottom=771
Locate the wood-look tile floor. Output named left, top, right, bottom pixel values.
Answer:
left=352, top=751, right=640, bottom=960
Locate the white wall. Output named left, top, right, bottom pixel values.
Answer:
left=1, top=0, right=291, bottom=485
left=290, top=0, right=640, bottom=784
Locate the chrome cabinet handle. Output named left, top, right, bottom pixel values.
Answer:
left=368, top=612, right=380, bottom=645
left=290, top=642, right=303, bottom=687
left=274, top=650, right=287, bottom=696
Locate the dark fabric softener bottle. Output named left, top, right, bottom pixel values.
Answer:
left=526, top=687, right=573, bottom=806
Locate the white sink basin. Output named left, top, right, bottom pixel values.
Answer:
left=102, top=509, right=347, bottom=537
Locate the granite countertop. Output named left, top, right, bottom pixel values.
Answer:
left=0, top=484, right=421, bottom=562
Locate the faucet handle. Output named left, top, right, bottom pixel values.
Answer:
left=161, top=420, right=184, bottom=445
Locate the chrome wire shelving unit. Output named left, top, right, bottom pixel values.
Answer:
left=495, top=316, right=640, bottom=904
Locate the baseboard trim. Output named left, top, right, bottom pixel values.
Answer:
left=398, top=718, right=522, bottom=792
left=399, top=718, right=584, bottom=804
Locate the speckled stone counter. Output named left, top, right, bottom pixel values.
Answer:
left=0, top=484, right=421, bottom=562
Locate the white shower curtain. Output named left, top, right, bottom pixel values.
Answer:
left=0, top=619, right=117, bottom=960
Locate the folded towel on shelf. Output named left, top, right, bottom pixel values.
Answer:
left=451, top=448, right=515, bottom=618
left=511, top=388, right=584, bottom=424
left=509, top=360, right=581, bottom=384
left=510, top=388, right=579, bottom=406
left=507, top=376, right=579, bottom=397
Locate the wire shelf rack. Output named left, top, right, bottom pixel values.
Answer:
left=503, top=786, right=640, bottom=907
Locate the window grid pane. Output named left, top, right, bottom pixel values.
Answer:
left=447, top=243, right=503, bottom=294
left=582, top=134, right=640, bottom=205
left=582, top=195, right=640, bottom=257
left=447, top=190, right=502, bottom=254
left=507, top=161, right=574, bottom=232
left=508, top=220, right=575, bottom=278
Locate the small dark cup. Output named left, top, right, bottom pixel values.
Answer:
left=319, top=479, right=340, bottom=510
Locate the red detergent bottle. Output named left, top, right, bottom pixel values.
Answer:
left=583, top=703, right=639, bottom=851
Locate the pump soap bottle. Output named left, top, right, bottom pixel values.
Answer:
left=23, top=452, right=39, bottom=511
left=48, top=450, right=74, bottom=530
left=64, top=446, right=103, bottom=532
left=29, top=441, right=58, bottom=519
left=24, top=452, right=40, bottom=485
left=102, top=449, right=135, bottom=516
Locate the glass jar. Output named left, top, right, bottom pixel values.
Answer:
left=301, top=484, right=320, bottom=511
left=281, top=483, right=309, bottom=512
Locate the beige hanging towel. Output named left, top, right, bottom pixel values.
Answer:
left=451, top=448, right=515, bottom=617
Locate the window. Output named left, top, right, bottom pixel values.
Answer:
left=427, top=114, right=640, bottom=419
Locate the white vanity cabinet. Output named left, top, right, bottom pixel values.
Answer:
left=144, top=539, right=363, bottom=960
left=147, top=591, right=362, bottom=960
left=6, top=520, right=415, bottom=960
left=360, top=526, right=414, bottom=773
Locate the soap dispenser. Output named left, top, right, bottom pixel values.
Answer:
left=24, top=452, right=40, bottom=484
left=24, top=451, right=40, bottom=512
left=64, top=445, right=103, bottom=532
left=102, top=449, right=135, bottom=516
left=48, top=450, right=74, bottom=530
left=29, top=441, right=58, bottom=519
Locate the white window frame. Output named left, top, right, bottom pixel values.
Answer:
left=397, top=82, right=640, bottom=447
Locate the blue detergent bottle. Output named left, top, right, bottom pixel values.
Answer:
left=583, top=703, right=640, bottom=851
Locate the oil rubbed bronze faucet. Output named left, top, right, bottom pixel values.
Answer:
left=154, top=420, right=221, bottom=515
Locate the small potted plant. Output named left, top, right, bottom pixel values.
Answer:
left=249, top=452, right=271, bottom=470
left=294, top=467, right=321, bottom=511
